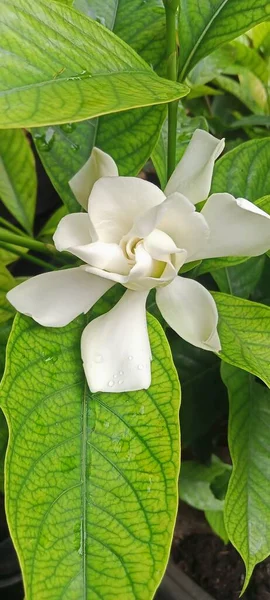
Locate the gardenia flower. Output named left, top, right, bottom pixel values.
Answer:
left=7, top=130, right=270, bottom=393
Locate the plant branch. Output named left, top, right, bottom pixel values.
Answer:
left=164, top=0, right=179, bottom=181
left=0, top=242, right=56, bottom=271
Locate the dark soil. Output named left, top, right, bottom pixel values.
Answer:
left=173, top=533, right=270, bottom=600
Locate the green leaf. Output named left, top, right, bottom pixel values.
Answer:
left=179, top=455, right=231, bottom=511
left=0, top=227, right=29, bottom=265
left=0, top=0, right=188, bottom=129
left=0, top=320, right=12, bottom=493
left=0, top=129, right=37, bottom=234
left=0, top=409, right=8, bottom=493
left=38, top=205, right=68, bottom=240
left=229, top=114, right=270, bottom=129
left=212, top=138, right=270, bottom=200
left=178, top=0, right=270, bottom=81
left=0, top=264, right=16, bottom=324
left=189, top=40, right=268, bottom=86
left=215, top=73, right=267, bottom=114
left=32, top=0, right=169, bottom=211
left=213, top=292, right=270, bottom=386
left=0, top=305, right=180, bottom=599
left=211, top=255, right=266, bottom=298
left=205, top=510, right=229, bottom=543
left=222, top=363, right=270, bottom=590
left=169, top=332, right=227, bottom=446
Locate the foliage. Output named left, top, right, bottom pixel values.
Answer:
left=0, top=1, right=270, bottom=598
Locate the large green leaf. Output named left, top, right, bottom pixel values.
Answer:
left=211, top=256, right=266, bottom=298
left=0, top=264, right=16, bottom=324
left=32, top=0, right=169, bottom=211
left=0, top=303, right=180, bottom=599
left=212, top=138, right=270, bottom=200
left=0, top=321, right=11, bottom=493
left=0, top=129, right=37, bottom=234
left=0, top=0, right=188, bottom=129
left=178, top=0, right=270, bottom=81
left=214, top=292, right=270, bottom=387
left=222, top=363, right=270, bottom=590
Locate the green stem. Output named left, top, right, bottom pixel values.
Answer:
left=164, top=1, right=179, bottom=180
left=0, top=216, right=28, bottom=237
left=0, top=242, right=56, bottom=271
left=0, top=229, right=62, bottom=258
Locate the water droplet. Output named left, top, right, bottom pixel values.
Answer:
left=137, top=364, right=143, bottom=370
left=96, top=15, right=106, bottom=26
left=118, top=380, right=123, bottom=385
left=104, top=421, right=110, bottom=428
left=128, top=356, right=133, bottom=361
left=44, top=356, right=53, bottom=362
left=140, top=405, right=145, bottom=415
left=108, top=380, right=114, bottom=387
left=119, top=371, right=124, bottom=375
left=113, top=374, right=117, bottom=379
left=60, top=122, right=75, bottom=133
left=94, top=354, right=103, bottom=363
left=34, top=132, right=55, bottom=152
left=71, top=142, right=80, bottom=152
left=147, top=486, right=151, bottom=493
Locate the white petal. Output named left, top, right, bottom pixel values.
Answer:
left=144, top=229, right=179, bottom=260
left=7, top=267, right=114, bottom=327
left=156, top=276, right=221, bottom=352
left=88, top=176, right=165, bottom=243
left=164, top=129, right=225, bottom=204
left=69, top=147, right=118, bottom=210
left=69, top=241, right=130, bottom=274
left=193, top=193, right=270, bottom=259
left=157, top=193, right=209, bottom=260
left=53, top=213, right=91, bottom=252
left=81, top=289, right=151, bottom=392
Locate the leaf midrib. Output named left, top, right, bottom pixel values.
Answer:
left=179, top=0, right=229, bottom=81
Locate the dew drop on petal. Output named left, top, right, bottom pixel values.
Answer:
left=137, top=364, right=144, bottom=370
left=128, top=356, right=133, bottom=361
left=118, top=380, right=123, bottom=385
left=108, top=380, right=114, bottom=387
left=113, top=374, right=117, bottom=379
left=119, top=371, right=124, bottom=375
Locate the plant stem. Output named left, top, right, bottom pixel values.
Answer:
left=0, top=229, right=62, bottom=258
left=0, top=217, right=28, bottom=237
left=164, top=0, right=179, bottom=180
left=0, top=242, right=56, bottom=271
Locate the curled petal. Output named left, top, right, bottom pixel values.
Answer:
left=156, top=193, right=209, bottom=260
left=7, top=268, right=114, bottom=327
left=81, top=289, right=151, bottom=392
left=164, top=129, right=225, bottom=204
left=88, top=176, right=165, bottom=243
left=132, top=193, right=209, bottom=261
left=193, top=193, right=270, bottom=259
left=53, top=213, right=91, bottom=251
left=156, top=276, right=221, bottom=352
left=65, top=242, right=130, bottom=275
left=69, top=147, right=118, bottom=210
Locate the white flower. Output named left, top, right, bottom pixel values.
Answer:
left=7, top=130, right=270, bottom=393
